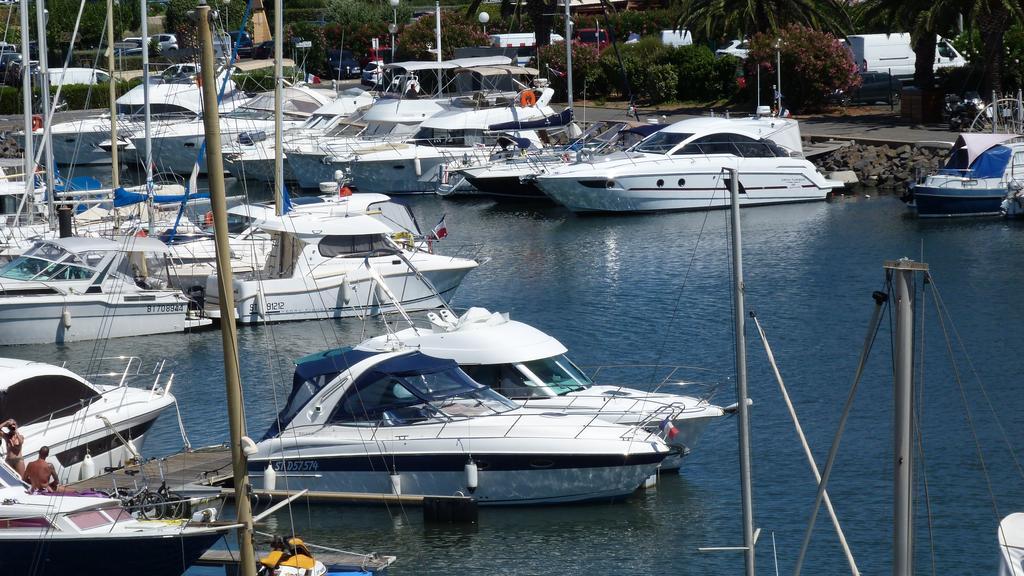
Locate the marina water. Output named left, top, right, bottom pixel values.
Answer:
left=16, top=183, right=1024, bottom=574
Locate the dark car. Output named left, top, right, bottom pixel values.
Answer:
left=845, top=71, right=900, bottom=105
left=327, top=49, right=361, bottom=79
left=252, top=40, right=274, bottom=60
left=573, top=28, right=610, bottom=49
left=228, top=31, right=253, bottom=58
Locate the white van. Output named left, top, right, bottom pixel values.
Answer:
left=45, top=68, right=111, bottom=86
left=489, top=32, right=565, bottom=66
left=846, top=33, right=967, bottom=81
left=660, top=29, right=693, bottom=47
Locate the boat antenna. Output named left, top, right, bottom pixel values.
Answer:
left=197, top=3, right=257, bottom=574
left=727, top=166, right=756, bottom=575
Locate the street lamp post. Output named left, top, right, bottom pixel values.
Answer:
left=478, top=11, right=489, bottom=36
left=389, top=0, right=399, bottom=62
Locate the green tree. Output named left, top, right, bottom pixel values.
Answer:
left=29, top=0, right=140, bottom=55
left=676, top=0, right=850, bottom=43
left=971, top=0, right=1023, bottom=93
left=166, top=0, right=246, bottom=49
left=853, top=0, right=961, bottom=89
left=394, top=11, right=489, bottom=60
left=322, top=0, right=414, bottom=59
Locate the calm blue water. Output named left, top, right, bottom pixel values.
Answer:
left=14, top=180, right=1024, bottom=575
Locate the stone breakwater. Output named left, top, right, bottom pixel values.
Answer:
left=811, top=142, right=948, bottom=189
left=0, top=133, right=22, bottom=159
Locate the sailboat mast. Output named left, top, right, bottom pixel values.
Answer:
left=563, top=0, right=572, bottom=110
left=273, top=0, right=282, bottom=216
left=35, top=0, right=55, bottom=228
left=728, top=167, right=756, bottom=576
left=887, top=259, right=926, bottom=576
left=141, top=0, right=153, bottom=230
left=19, top=0, right=33, bottom=217
left=197, top=3, right=256, bottom=575
left=106, top=0, right=119, bottom=189
left=434, top=0, right=441, bottom=97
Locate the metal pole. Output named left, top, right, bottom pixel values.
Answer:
left=728, top=167, right=756, bottom=576
left=19, top=0, right=34, bottom=217
left=273, top=0, right=282, bottom=216
left=564, top=0, right=572, bottom=110
left=106, top=0, right=119, bottom=189
left=35, top=0, right=54, bottom=228
left=434, top=0, right=441, bottom=97
left=992, top=90, right=998, bottom=134
left=142, top=0, right=153, bottom=230
left=391, top=7, right=396, bottom=62
left=197, top=4, right=256, bottom=576
left=775, top=39, right=782, bottom=115
left=887, top=259, right=926, bottom=576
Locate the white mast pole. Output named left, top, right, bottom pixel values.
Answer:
left=19, top=0, right=34, bottom=218
left=563, top=0, right=572, bottom=110
left=35, top=0, right=54, bottom=228
left=141, top=0, right=153, bottom=230
left=273, top=0, right=282, bottom=216
left=434, top=0, right=441, bottom=97
left=106, top=0, right=119, bottom=189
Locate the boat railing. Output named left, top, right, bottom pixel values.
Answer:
left=75, top=357, right=174, bottom=398
left=585, top=364, right=724, bottom=401
left=386, top=409, right=656, bottom=443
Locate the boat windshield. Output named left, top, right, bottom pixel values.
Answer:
left=330, top=365, right=516, bottom=426
left=0, top=462, right=25, bottom=488
left=519, top=355, right=592, bottom=395
left=0, top=243, right=101, bottom=281
left=634, top=131, right=692, bottom=154
left=461, top=355, right=592, bottom=399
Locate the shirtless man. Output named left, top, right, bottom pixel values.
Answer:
left=22, top=446, right=58, bottom=492
left=1, top=418, right=24, bottom=476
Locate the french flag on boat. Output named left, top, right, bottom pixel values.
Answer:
left=429, top=214, right=448, bottom=240
left=659, top=416, right=679, bottom=440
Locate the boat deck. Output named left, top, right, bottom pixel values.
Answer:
left=67, top=444, right=234, bottom=495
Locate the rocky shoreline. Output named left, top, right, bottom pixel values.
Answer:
left=811, top=141, right=948, bottom=190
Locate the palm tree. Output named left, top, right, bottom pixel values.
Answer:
left=972, top=0, right=1023, bottom=94
left=675, top=0, right=852, bottom=43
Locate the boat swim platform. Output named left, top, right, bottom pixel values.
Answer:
left=67, top=445, right=478, bottom=519
left=196, top=549, right=397, bottom=573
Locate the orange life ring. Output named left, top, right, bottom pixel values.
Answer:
left=339, top=185, right=352, bottom=197
left=204, top=211, right=214, bottom=227
left=31, top=114, right=43, bottom=131
left=519, top=90, right=537, bottom=107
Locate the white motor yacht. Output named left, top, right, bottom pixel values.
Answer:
left=223, top=87, right=375, bottom=183
left=204, top=211, right=478, bottom=324
left=0, top=236, right=209, bottom=345
left=0, top=461, right=230, bottom=575
left=34, top=68, right=246, bottom=167
left=340, top=87, right=559, bottom=195
left=0, top=357, right=176, bottom=483
left=252, top=349, right=670, bottom=505
left=535, top=115, right=844, bottom=212
left=357, top=307, right=725, bottom=469
left=135, top=86, right=334, bottom=175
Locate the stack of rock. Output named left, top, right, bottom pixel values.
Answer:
left=0, top=133, right=22, bottom=159
left=812, top=143, right=948, bottom=189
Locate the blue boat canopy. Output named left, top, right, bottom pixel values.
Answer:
left=939, top=144, right=1012, bottom=179
left=113, top=187, right=211, bottom=207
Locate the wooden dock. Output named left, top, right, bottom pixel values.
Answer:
left=67, top=444, right=234, bottom=495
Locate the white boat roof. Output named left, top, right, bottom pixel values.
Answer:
left=419, top=104, right=552, bottom=130
left=241, top=86, right=334, bottom=116
left=360, top=98, right=446, bottom=123
left=227, top=193, right=395, bottom=220
left=0, top=358, right=91, bottom=392
left=387, top=56, right=511, bottom=72
left=661, top=116, right=792, bottom=134
left=254, top=213, right=394, bottom=237
left=358, top=308, right=568, bottom=364
left=1000, top=513, right=1024, bottom=574
left=313, top=91, right=375, bottom=116
left=454, top=65, right=539, bottom=76
left=45, top=236, right=170, bottom=254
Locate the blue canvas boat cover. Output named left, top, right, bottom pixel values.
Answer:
left=113, top=187, right=211, bottom=207
left=939, top=144, right=1013, bottom=179
left=488, top=108, right=574, bottom=131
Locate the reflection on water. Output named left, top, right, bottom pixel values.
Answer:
left=15, top=174, right=1024, bottom=574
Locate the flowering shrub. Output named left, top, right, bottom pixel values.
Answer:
left=538, top=41, right=605, bottom=100
left=747, top=24, right=860, bottom=113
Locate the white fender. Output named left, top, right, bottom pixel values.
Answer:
left=80, top=452, right=96, bottom=481
left=465, top=459, right=478, bottom=493
left=62, top=305, right=71, bottom=328
left=414, top=156, right=422, bottom=177
left=390, top=472, right=402, bottom=495
left=255, top=288, right=267, bottom=318
left=263, top=463, right=277, bottom=491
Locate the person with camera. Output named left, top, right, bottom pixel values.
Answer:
left=1, top=419, right=24, bottom=476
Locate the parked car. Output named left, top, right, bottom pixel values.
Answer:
left=573, top=28, right=609, bottom=49
left=45, top=67, right=111, bottom=87
left=361, top=60, right=384, bottom=87
left=0, top=51, right=21, bottom=82
left=327, top=49, right=361, bottom=79
left=715, top=39, right=749, bottom=59
left=252, top=40, right=274, bottom=60
left=848, top=71, right=900, bottom=105
left=846, top=33, right=966, bottom=81
left=153, top=33, right=178, bottom=52
left=228, top=31, right=253, bottom=58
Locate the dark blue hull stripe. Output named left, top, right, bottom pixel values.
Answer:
left=251, top=451, right=665, bottom=473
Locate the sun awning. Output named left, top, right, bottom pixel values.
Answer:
left=953, top=133, right=1018, bottom=166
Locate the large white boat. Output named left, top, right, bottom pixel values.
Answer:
left=0, top=461, right=230, bottom=575
left=204, top=211, right=478, bottom=324
left=535, top=115, right=843, bottom=212
left=357, top=307, right=726, bottom=469
left=340, top=87, right=559, bottom=195
left=0, top=236, right=209, bottom=345
left=134, top=86, right=335, bottom=175
left=251, top=348, right=670, bottom=505
left=0, top=357, right=176, bottom=483
left=34, top=68, right=246, bottom=167
left=223, top=88, right=375, bottom=183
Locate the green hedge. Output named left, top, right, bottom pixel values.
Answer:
left=0, top=79, right=143, bottom=114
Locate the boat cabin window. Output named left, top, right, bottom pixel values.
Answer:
left=0, top=244, right=101, bottom=281
left=367, top=201, right=421, bottom=235
left=318, top=234, right=398, bottom=258
left=0, top=374, right=102, bottom=426
left=330, top=376, right=425, bottom=424
left=0, top=461, right=24, bottom=488
left=519, top=355, right=591, bottom=395
left=675, top=133, right=788, bottom=158
left=635, top=132, right=692, bottom=154
left=412, top=127, right=496, bottom=147
left=461, top=363, right=551, bottom=399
